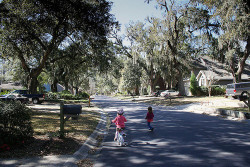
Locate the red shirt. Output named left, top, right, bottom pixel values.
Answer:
left=112, top=115, right=127, bottom=128
left=146, top=112, right=154, bottom=122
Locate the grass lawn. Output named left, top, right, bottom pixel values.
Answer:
left=117, top=95, right=225, bottom=105
left=116, top=95, right=250, bottom=113
left=0, top=102, right=100, bottom=158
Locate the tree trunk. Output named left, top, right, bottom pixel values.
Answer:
left=27, top=76, right=39, bottom=94
left=51, top=79, right=58, bottom=92
left=149, top=63, right=154, bottom=93
left=65, top=83, right=69, bottom=91
left=62, top=79, right=69, bottom=91
left=135, top=86, right=139, bottom=95
left=208, top=86, right=212, bottom=97
left=236, top=36, right=250, bottom=82
left=177, top=71, right=185, bottom=96
left=75, top=87, right=79, bottom=95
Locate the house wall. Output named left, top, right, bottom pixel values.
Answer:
left=44, top=83, right=65, bottom=92
left=0, top=83, right=24, bottom=93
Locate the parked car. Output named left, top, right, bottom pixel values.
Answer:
left=225, top=82, right=250, bottom=99
left=0, top=94, right=29, bottom=104
left=152, top=90, right=164, bottom=97
left=9, top=89, right=45, bottom=104
left=160, top=90, right=179, bottom=97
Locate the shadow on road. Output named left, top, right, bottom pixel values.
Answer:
left=93, top=96, right=250, bottom=167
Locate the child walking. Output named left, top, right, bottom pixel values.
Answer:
left=145, top=106, right=154, bottom=131
left=112, top=108, right=127, bottom=141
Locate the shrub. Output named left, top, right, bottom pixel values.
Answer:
left=0, top=90, right=10, bottom=96
left=61, top=93, right=75, bottom=100
left=190, top=72, right=199, bottom=96
left=46, top=91, right=89, bottom=100
left=78, top=92, right=89, bottom=99
left=46, top=92, right=58, bottom=100
left=199, top=86, right=208, bottom=96
left=0, top=101, right=33, bottom=147
left=211, top=86, right=226, bottom=96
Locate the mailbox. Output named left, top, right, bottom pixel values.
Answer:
left=239, top=95, right=248, bottom=101
left=63, top=105, right=82, bottom=115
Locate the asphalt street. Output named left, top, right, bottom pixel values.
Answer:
left=93, top=95, right=250, bottom=167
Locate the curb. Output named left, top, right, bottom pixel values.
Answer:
left=216, top=108, right=249, bottom=120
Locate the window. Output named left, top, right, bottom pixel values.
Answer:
left=200, top=75, right=205, bottom=86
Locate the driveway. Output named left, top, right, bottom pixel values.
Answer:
left=92, top=95, right=250, bottom=167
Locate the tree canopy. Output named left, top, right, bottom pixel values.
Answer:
left=1, top=0, right=249, bottom=96
left=0, top=0, right=117, bottom=93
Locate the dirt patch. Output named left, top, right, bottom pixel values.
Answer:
left=77, top=158, right=94, bottom=167
left=0, top=135, right=83, bottom=159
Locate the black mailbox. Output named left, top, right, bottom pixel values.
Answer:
left=244, top=113, right=250, bottom=119
left=63, top=105, right=82, bottom=115
left=239, top=95, right=248, bottom=101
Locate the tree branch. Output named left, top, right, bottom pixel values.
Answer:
left=7, top=38, right=30, bottom=73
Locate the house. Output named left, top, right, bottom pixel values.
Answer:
left=0, top=82, right=25, bottom=93
left=44, top=83, right=65, bottom=92
left=196, top=57, right=250, bottom=86
left=0, top=82, right=65, bottom=93
left=184, top=56, right=250, bottom=96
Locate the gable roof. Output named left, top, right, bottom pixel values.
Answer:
left=195, top=56, right=250, bottom=81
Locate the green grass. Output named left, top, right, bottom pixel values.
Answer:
left=119, top=96, right=227, bottom=106
left=31, top=110, right=100, bottom=137
left=116, top=95, right=250, bottom=113
left=45, top=99, right=89, bottom=104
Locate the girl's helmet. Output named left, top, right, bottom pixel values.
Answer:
left=117, top=108, right=124, bottom=115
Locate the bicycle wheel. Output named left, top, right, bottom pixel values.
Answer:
left=120, top=136, right=124, bottom=146
left=117, top=134, right=121, bottom=146
left=117, top=133, right=124, bottom=146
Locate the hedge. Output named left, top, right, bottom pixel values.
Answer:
left=46, top=91, right=89, bottom=100
left=0, top=101, right=33, bottom=149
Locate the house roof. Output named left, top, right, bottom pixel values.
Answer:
left=195, top=56, right=250, bottom=81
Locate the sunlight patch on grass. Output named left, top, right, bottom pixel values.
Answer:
left=31, top=110, right=100, bottom=137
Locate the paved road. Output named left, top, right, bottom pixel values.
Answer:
left=93, top=96, right=250, bottom=167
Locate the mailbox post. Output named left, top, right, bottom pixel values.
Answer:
left=88, top=97, right=94, bottom=107
left=59, top=102, right=82, bottom=138
left=59, top=101, right=64, bottom=138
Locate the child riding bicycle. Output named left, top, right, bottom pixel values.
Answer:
left=112, top=108, right=127, bottom=141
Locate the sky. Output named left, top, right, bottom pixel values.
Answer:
left=110, top=0, right=164, bottom=36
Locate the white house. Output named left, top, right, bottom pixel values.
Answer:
left=0, top=82, right=25, bottom=93
left=196, top=57, right=250, bottom=87
left=184, top=56, right=250, bottom=96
